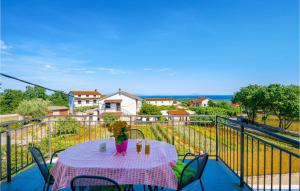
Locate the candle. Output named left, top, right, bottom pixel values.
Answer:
left=145, top=142, right=150, bottom=155
left=136, top=139, right=142, bottom=154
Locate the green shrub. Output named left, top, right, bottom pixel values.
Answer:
left=139, top=103, right=161, bottom=115
left=157, top=105, right=177, bottom=110
left=15, top=98, right=50, bottom=118
left=102, top=114, right=117, bottom=127
left=54, top=117, right=80, bottom=136
left=189, top=106, right=238, bottom=117
left=74, top=106, right=98, bottom=112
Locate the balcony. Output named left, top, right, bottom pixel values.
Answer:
left=0, top=115, right=299, bottom=191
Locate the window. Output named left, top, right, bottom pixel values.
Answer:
left=78, top=100, right=81, bottom=104
left=86, top=100, right=89, bottom=104
left=116, top=103, right=121, bottom=111
left=94, top=95, right=96, bottom=97
left=105, top=103, right=111, bottom=109
left=86, top=95, right=89, bottom=97
left=93, top=100, right=97, bottom=104
left=78, top=95, right=81, bottom=97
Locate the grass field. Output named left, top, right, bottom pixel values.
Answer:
left=256, top=114, right=300, bottom=132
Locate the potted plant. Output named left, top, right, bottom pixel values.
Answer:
left=108, top=121, right=131, bottom=154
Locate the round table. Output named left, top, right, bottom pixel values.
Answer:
left=51, top=139, right=178, bottom=191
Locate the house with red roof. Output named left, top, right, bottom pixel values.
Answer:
left=69, top=90, right=103, bottom=112
left=188, top=97, right=209, bottom=107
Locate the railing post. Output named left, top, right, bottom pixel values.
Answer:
left=240, top=124, right=245, bottom=187
left=48, top=117, right=52, bottom=157
left=88, top=115, right=91, bottom=141
left=6, top=125, right=11, bottom=182
left=216, top=115, right=219, bottom=161
left=129, top=116, right=132, bottom=138
left=171, top=116, right=174, bottom=145
left=130, top=116, right=132, bottom=126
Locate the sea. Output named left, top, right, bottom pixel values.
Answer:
left=139, top=95, right=233, bottom=101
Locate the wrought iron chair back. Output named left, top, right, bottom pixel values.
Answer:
left=129, top=129, right=145, bottom=139
left=71, top=175, right=122, bottom=191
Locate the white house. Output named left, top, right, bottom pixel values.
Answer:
left=99, top=89, right=142, bottom=116
left=188, top=97, right=209, bottom=107
left=69, top=90, right=103, bottom=113
left=144, top=98, right=174, bottom=106
left=161, top=110, right=190, bottom=122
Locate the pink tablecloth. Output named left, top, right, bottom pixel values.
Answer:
left=51, top=139, right=178, bottom=191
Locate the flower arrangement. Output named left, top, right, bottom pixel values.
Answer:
left=108, top=121, right=131, bottom=144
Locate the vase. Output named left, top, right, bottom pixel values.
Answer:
left=115, top=139, right=128, bottom=154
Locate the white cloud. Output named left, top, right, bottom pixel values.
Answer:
left=96, top=67, right=127, bottom=75
left=0, top=40, right=10, bottom=50
left=0, top=40, right=11, bottom=55
left=45, top=64, right=55, bottom=69
left=143, top=68, right=153, bottom=71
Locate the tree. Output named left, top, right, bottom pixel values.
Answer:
left=16, top=98, right=50, bottom=118
left=49, top=92, right=69, bottom=107
left=23, top=86, right=47, bottom=100
left=267, top=84, right=300, bottom=129
left=208, top=100, right=217, bottom=107
left=0, top=89, right=24, bottom=114
left=139, top=103, right=161, bottom=115
left=233, top=84, right=300, bottom=130
left=208, top=100, right=232, bottom=110
left=232, top=85, right=264, bottom=123
left=258, top=86, right=272, bottom=124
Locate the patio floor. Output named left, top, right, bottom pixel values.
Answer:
left=1, top=159, right=250, bottom=191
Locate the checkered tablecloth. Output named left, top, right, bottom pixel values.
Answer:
left=51, top=139, right=178, bottom=191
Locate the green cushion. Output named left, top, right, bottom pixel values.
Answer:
left=172, top=161, right=196, bottom=185
left=172, top=161, right=186, bottom=179
left=47, top=163, right=55, bottom=171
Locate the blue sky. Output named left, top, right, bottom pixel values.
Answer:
left=1, top=0, right=298, bottom=95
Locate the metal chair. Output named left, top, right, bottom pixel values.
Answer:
left=148, top=153, right=208, bottom=191
left=178, top=153, right=209, bottom=191
left=29, top=146, right=64, bottom=191
left=71, top=175, right=122, bottom=191
left=129, top=129, right=145, bottom=139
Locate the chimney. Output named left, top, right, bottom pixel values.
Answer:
left=95, top=89, right=97, bottom=92
left=119, top=88, right=121, bottom=95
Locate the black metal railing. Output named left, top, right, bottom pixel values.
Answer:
left=217, top=116, right=300, bottom=191
left=1, top=114, right=299, bottom=191
left=0, top=114, right=216, bottom=182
